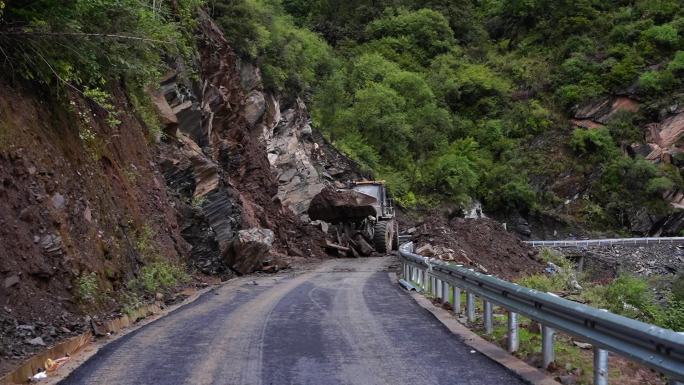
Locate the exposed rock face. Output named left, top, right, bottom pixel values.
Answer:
left=645, top=107, right=684, bottom=161
left=263, top=98, right=325, bottom=217
left=223, top=228, right=274, bottom=274
left=573, top=96, right=640, bottom=126
left=568, top=97, right=684, bottom=235
left=244, top=90, right=266, bottom=126
left=159, top=135, right=242, bottom=275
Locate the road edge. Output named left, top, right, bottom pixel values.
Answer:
left=388, top=272, right=561, bottom=385
left=39, top=267, right=310, bottom=384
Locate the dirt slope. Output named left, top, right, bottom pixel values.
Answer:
left=0, top=9, right=330, bottom=376
left=409, top=213, right=544, bottom=280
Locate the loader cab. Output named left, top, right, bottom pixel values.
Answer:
left=349, top=181, right=394, bottom=219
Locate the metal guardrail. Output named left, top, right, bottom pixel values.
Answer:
left=526, top=237, right=684, bottom=248
left=398, top=242, right=684, bottom=385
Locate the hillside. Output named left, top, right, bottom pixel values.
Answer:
left=213, top=0, right=684, bottom=236
left=1, top=0, right=684, bottom=378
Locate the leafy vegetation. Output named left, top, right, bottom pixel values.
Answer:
left=517, top=249, right=684, bottom=331
left=129, top=261, right=189, bottom=294
left=212, top=0, right=684, bottom=230
left=0, top=0, right=202, bottom=138
left=75, top=272, right=100, bottom=304
left=2, top=0, right=683, bottom=230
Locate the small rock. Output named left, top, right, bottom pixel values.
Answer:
left=406, top=227, right=416, bottom=234
left=4, top=275, right=20, bottom=288
left=84, top=207, right=92, bottom=222
left=90, top=319, right=106, bottom=337
left=60, top=327, right=72, bottom=334
left=51, top=193, right=66, bottom=210
left=17, top=324, right=35, bottom=332
left=416, top=244, right=435, bottom=256
left=26, top=337, right=45, bottom=346
left=572, top=340, right=592, bottom=349
left=557, top=375, right=578, bottom=385
left=155, top=292, right=164, bottom=301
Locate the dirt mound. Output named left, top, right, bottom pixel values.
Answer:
left=308, top=187, right=377, bottom=223
left=410, top=215, right=544, bottom=280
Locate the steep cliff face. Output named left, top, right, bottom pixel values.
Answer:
left=569, top=96, right=684, bottom=235
left=0, top=9, right=332, bottom=373
left=0, top=82, right=192, bottom=372
left=0, top=84, right=189, bottom=318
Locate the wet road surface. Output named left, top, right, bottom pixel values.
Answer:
left=60, top=257, right=528, bottom=385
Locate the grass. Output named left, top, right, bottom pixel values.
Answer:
left=191, top=195, right=207, bottom=211
left=129, top=261, right=189, bottom=295
left=135, top=224, right=157, bottom=260
left=403, top=249, right=677, bottom=384
left=75, top=272, right=100, bottom=304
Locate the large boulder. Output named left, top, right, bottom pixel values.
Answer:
left=244, top=90, right=266, bottom=125
left=224, top=228, right=275, bottom=274
left=307, top=187, right=378, bottom=223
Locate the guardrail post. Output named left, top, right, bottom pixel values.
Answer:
left=483, top=300, right=493, bottom=334
left=442, top=282, right=449, bottom=305
left=453, top=286, right=461, bottom=314
left=593, top=347, right=608, bottom=385
left=507, top=311, right=519, bottom=352
left=436, top=279, right=442, bottom=299
left=577, top=256, right=585, bottom=273
left=466, top=292, right=476, bottom=322
left=542, top=325, right=555, bottom=368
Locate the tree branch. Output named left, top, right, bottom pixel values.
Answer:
left=0, top=31, right=172, bottom=44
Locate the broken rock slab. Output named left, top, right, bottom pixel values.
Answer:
left=416, top=244, right=435, bottom=257
left=224, top=228, right=275, bottom=274
left=352, top=234, right=374, bottom=256
left=308, top=187, right=377, bottom=223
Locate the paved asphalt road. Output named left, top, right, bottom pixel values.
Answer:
left=60, top=257, right=527, bottom=385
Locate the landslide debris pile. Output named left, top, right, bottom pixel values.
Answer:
left=410, top=215, right=544, bottom=280
left=307, top=187, right=379, bottom=258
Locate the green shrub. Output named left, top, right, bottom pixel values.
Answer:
left=605, top=112, right=642, bottom=143
left=135, top=225, right=157, bottom=260
left=365, top=8, right=455, bottom=65
left=653, top=301, right=684, bottom=331
left=131, top=261, right=189, bottom=294
left=603, top=275, right=656, bottom=318
left=0, top=0, right=200, bottom=90
left=76, top=272, right=99, bottom=304
left=569, top=128, right=616, bottom=159
left=641, top=24, right=679, bottom=47
left=639, top=70, right=677, bottom=93
left=667, top=51, right=684, bottom=76
left=517, top=274, right=565, bottom=292
left=555, top=82, right=605, bottom=109
left=672, top=274, right=684, bottom=302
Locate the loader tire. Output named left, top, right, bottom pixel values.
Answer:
left=373, top=220, right=393, bottom=254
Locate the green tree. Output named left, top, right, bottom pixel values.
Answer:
left=365, top=8, right=455, bottom=65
